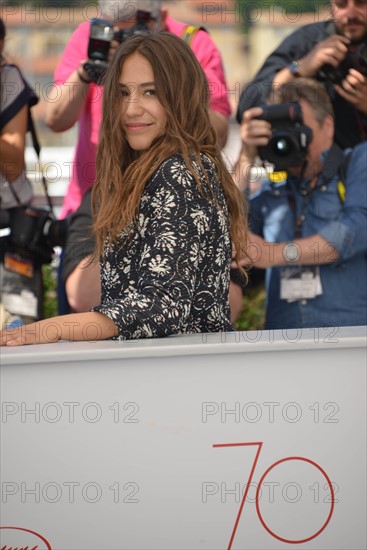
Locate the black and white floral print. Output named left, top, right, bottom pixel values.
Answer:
left=93, top=153, right=232, bottom=339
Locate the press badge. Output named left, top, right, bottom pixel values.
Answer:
left=280, top=266, right=323, bottom=301
left=4, top=253, right=34, bottom=278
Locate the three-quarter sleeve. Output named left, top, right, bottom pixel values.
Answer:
left=93, top=155, right=230, bottom=339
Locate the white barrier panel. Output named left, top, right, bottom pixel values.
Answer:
left=1, top=327, right=366, bottom=550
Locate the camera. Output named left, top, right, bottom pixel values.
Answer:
left=84, top=10, right=152, bottom=84
left=319, top=42, right=367, bottom=84
left=256, top=102, right=313, bottom=169
left=7, top=207, right=68, bottom=264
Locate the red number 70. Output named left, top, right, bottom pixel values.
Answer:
left=213, top=442, right=335, bottom=549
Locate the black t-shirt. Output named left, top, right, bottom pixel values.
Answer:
left=62, top=188, right=95, bottom=283
left=237, top=21, right=367, bottom=149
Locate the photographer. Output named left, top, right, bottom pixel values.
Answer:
left=237, top=0, right=367, bottom=149
left=0, top=17, right=42, bottom=323
left=0, top=17, right=38, bottom=219
left=231, top=78, right=367, bottom=329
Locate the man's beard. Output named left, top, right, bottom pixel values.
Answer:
left=336, top=18, right=367, bottom=43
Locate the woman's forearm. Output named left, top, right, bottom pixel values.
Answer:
left=0, top=311, right=118, bottom=346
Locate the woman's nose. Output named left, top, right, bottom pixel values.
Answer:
left=124, top=88, right=144, bottom=116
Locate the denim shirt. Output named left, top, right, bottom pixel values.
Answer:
left=250, top=142, right=367, bottom=329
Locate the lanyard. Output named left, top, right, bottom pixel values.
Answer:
left=285, top=144, right=347, bottom=239
left=286, top=176, right=320, bottom=239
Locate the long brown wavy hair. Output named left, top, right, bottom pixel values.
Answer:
left=92, top=32, right=248, bottom=270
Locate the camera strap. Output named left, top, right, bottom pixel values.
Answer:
left=27, top=111, right=54, bottom=215
left=7, top=183, right=22, bottom=207
left=4, top=93, right=55, bottom=216
left=181, top=26, right=207, bottom=46
left=286, top=144, right=351, bottom=238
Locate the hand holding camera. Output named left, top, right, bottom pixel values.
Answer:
left=240, top=103, right=312, bottom=170
left=295, top=34, right=367, bottom=87
left=83, top=10, right=152, bottom=84
left=296, top=35, right=351, bottom=79
left=239, top=106, right=272, bottom=164
left=335, top=67, right=367, bottom=114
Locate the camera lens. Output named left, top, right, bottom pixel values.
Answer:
left=273, top=137, right=292, bottom=157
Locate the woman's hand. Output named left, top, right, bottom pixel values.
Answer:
left=0, top=321, right=61, bottom=346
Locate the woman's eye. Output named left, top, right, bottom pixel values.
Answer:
left=144, top=89, right=156, bottom=96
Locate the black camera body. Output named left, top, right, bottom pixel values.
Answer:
left=6, top=207, right=68, bottom=264
left=256, top=102, right=313, bottom=169
left=84, top=10, right=152, bottom=84
left=319, top=42, right=367, bottom=84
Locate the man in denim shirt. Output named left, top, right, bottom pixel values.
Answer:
left=234, top=78, right=366, bottom=329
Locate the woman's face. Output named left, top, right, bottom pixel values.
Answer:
left=119, top=52, right=167, bottom=151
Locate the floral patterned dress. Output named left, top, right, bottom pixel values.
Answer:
left=93, top=153, right=232, bottom=339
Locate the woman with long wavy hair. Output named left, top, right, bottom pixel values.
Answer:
left=0, top=32, right=249, bottom=346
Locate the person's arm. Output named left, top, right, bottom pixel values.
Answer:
left=0, top=311, right=118, bottom=346
left=0, top=104, right=27, bottom=182
left=232, top=106, right=271, bottom=192
left=236, top=23, right=342, bottom=121
left=272, top=34, right=367, bottom=115
left=66, top=256, right=101, bottom=312
left=45, top=65, right=91, bottom=132
left=255, top=33, right=367, bottom=116
left=209, top=110, right=228, bottom=149
left=230, top=119, right=268, bottom=323
left=237, top=27, right=308, bottom=121
left=61, top=189, right=101, bottom=312
left=45, top=22, right=92, bottom=132
left=246, top=232, right=339, bottom=269
left=273, top=34, right=350, bottom=85
left=190, top=29, right=231, bottom=148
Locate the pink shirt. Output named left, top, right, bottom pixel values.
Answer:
left=166, top=17, right=231, bottom=119
left=54, top=17, right=231, bottom=218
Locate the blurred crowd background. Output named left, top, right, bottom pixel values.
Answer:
left=1, top=0, right=327, bottom=151
left=0, top=1, right=332, bottom=327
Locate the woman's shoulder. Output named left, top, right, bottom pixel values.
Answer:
left=144, top=153, right=221, bottom=204
left=149, top=154, right=194, bottom=188
left=157, top=153, right=189, bottom=172
left=152, top=153, right=216, bottom=181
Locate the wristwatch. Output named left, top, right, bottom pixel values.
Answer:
left=282, top=242, right=301, bottom=263
left=287, top=61, right=301, bottom=78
